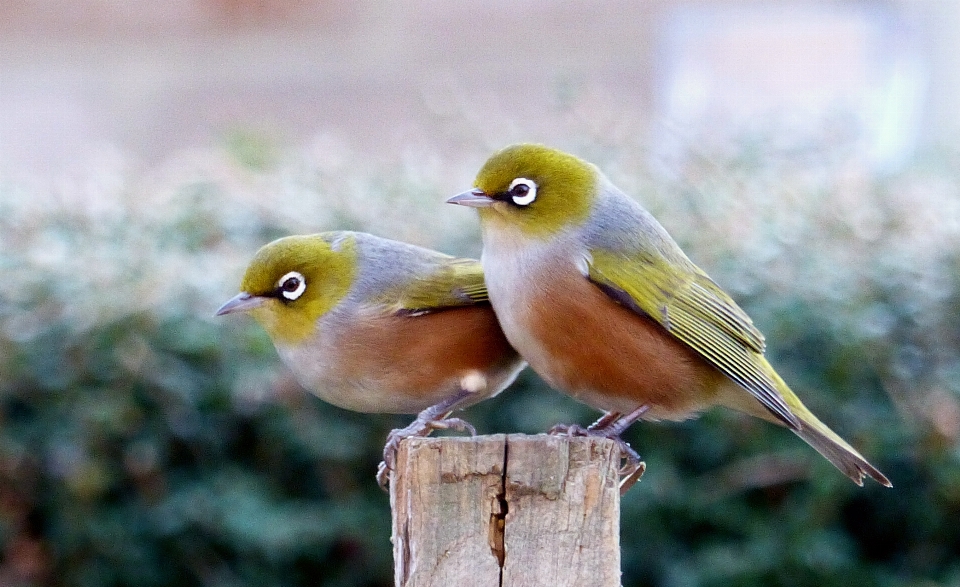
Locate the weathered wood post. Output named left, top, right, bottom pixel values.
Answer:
left=389, top=434, right=622, bottom=587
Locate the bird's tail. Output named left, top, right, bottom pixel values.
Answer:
left=768, top=364, right=891, bottom=487
left=790, top=405, right=891, bottom=487
left=721, top=368, right=891, bottom=487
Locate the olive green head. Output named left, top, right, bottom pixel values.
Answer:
left=447, top=144, right=599, bottom=238
left=216, top=233, right=358, bottom=345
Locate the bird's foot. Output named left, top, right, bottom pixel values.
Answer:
left=547, top=422, right=590, bottom=436
left=376, top=413, right=477, bottom=490
left=547, top=406, right=650, bottom=495
left=547, top=410, right=623, bottom=436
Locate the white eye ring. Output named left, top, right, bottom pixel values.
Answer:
left=509, top=177, right=537, bottom=206
left=277, top=271, right=306, bottom=301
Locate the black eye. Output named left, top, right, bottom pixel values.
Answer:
left=511, top=183, right=529, bottom=196
left=277, top=271, right=307, bottom=301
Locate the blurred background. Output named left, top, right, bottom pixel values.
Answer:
left=2, top=1, right=959, bottom=586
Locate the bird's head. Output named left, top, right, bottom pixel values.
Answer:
left=447, top=144, right=598, bottom=238
left=216, top=233, right=357, bottom=344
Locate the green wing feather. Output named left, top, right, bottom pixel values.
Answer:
left=586, top=249, right=801, bottom=429
left=379, top=256, right=490, bottom=314
left=587, top=247, right=892, bottom=486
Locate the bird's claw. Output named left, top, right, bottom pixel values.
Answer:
left=377, top=416, right=477, bottom=491
left=547, top=423, right=590, bottom=436
left=619, top=459, right=646, bottom=495
left=549, top=408, right=648, bottom=495
left=427, top=417, right=476, bottom=436
left=375, top=460, right=390, bottom=489
left=549, top=424, right=646, bottom=494
left=605, top=435, right=645, bottom=495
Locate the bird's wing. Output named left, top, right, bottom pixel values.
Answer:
left=586, top=247, right=800, bottom=429
left=379, top=256, right=490, bottom=315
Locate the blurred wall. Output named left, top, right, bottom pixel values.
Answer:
left=921, top=0, right=960, bottom=146
left=0, top=0, right=956, bottom=175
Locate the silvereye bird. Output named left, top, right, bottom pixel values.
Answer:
left=448, top=144, right=890, bottom=488
left=216, top=231, right=526, bottom=486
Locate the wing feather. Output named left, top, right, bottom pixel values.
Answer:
left=587, top=250, right=800, bottom=429
left=380, top=256, right=490, bottom=314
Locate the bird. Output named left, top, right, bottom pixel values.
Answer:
left=447, top=143, right=891, bottom=488
left=216, top=231, right=526, bottom=486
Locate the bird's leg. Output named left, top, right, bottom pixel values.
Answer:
left=547, top=405, right=650, bottom=495
left=603, top=404, right=649, bottom=437
left=376, top=388, right=477, bottom=489
left=588, top=411, right=624, bottom=431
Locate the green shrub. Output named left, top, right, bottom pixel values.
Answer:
left=1, top=137, right=958, bottom=586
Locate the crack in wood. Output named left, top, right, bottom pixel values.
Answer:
left=489, top=439, right=508, bottom=575
left=400, top=507, right=412, bottom=586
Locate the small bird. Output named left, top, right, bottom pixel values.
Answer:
left=448, top=143, right=890, bottom=488
left=216, top=231, right=525, bottom=486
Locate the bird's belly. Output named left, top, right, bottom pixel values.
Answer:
left=487, top=262, right=726, bottom=421
left=277, top=306, right=523, bottom=414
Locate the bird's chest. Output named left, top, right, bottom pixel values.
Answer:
left=275, top=321, right=356, bottom=400
left=274, top=311, right=400, bottom=411
left=481, top=236, right=586, bottom=377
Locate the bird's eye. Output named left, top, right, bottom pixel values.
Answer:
left=277, top=271, right=306, bottom=301
left=509, top=177, right=537, bottom=206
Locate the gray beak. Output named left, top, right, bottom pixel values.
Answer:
left=446, top=188, right=495, bottom=208
left=215, top=292, right=267, bottom=316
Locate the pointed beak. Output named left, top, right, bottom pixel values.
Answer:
left=446, top=188, right=495, bottom=208
left=215, top=292, right=267, bottom=316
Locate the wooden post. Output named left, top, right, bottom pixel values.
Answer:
left=390, top=434, right=622, bottom=587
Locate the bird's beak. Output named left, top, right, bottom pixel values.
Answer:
left=215, top=292, right=267, bottom=316
left=446, top=188, right=495, bottom=208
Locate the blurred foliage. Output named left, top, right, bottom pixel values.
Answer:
left=1, top=131, right=960, bottom=587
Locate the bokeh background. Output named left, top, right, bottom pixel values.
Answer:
left=2, top=1, right=960, bottom=586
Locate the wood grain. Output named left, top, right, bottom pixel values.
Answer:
left=390, top=434, right=621, bottom=587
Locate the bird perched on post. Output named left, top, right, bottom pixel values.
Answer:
left=216, top=231, right=525, bottom=486
left=447, top=143, right=890, bottom=489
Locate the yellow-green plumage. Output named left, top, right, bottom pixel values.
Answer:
left=237, top=232, right=491, bottom=342
left=219, top=230, right=525, bottom=415
left=219, top=230, right=527, bottom=486
left=589, top=250, right=886, bottom=484
left=240, top=233, right=358, bottom=344
left=473, top=144, right=595, bottom=237
left=588, top=249, right=798, bottom=428
left=451, top=143, right=891, bottom=488
left=374, top=256, right=490, bottom=312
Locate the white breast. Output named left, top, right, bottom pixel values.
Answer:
left=480, top=225, right=583, bottom=372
